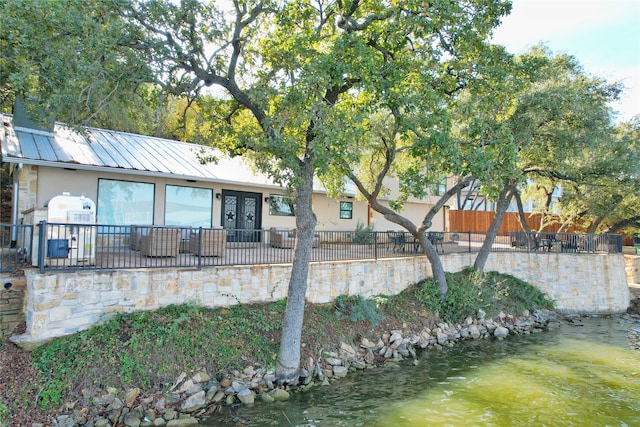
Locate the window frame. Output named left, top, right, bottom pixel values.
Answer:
left=268, top=194, right=296, bottom=217
left=339, top=201, right=353, bottom=219
left=97, top=178, right=155, bottom=225
left=164, top=184, right=213, bottom=227
left=429, top=179, right=447, bottom=196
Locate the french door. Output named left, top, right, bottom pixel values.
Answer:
left=221, top=190, right=262, bottom=242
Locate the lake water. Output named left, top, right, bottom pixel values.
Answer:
left=204, top=317, right=640, bottom=426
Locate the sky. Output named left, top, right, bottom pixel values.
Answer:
left=490, top=0, right=640, bottom=122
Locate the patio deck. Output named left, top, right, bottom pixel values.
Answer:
left=1, top=224, right=623, bottom=274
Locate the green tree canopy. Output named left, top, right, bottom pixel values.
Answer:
left=433, top=45, right=627, bottom=272
left=2, top=0, right=513, bottom=384
left=0, top=0, right=151, bottom=125
left=116, top=0, right=512, bottom=383
left=505, top=46, right=627, bottom=233
left=557, top=117, right=640, bottom=235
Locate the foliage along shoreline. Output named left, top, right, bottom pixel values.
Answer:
left=3, top=270, right=564, bottom=426
left=55, top=308, right=560, bottom=427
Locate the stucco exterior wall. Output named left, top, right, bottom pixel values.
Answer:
left=370, top=201, right=446, bottom=232
left=313, top=196, right=369, bottom=230
left=10, top=252, right=630, bottom=347
left=34, top=166, right=285, bottom=227
left=24, top=165, right=439, bottom=232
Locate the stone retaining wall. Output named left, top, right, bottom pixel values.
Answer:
left=7, top=252, right=630, bottom=348
left=625, top=255, right=640, bottom=285
left=481, top=252, right=629, bottom=314
left=0, top=276, right=25, bottom=336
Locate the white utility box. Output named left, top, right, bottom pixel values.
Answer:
left=44, top=193, right=97, bottom=266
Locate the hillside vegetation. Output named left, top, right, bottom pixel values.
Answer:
left=0, top=269, right=554, bottom=425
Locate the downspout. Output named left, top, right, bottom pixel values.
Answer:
left=10, top=163, right=23, bottom=248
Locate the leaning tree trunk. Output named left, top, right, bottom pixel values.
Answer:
left=473, top=185, right=513, bottom=275
left=412, top=176, right=474, bottom=299
left=275, top=163, right=317, bottom=385
left=417, top=232, right=448, bottom=299
left=557, top=210, right=586, bottom=233
left=602, top=216, right=640, bottom=234
left=513, top=189, right=532, bottom=234
left=586, top=216, right=604, bottom=234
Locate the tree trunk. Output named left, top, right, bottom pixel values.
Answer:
left=601, top=216, right=640, bottom=234
left=275, top=163, right=317, bottom=385
left=513, top=189, right=532, bottom=234
left=538, top=187, right=554, bottom=231
left=417, top=231, right=448, bottom=299
left=586, top=216, right=604, bottom=234
left=473, top=185, right=513, bottom=275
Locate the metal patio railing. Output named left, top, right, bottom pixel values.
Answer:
left=0, top=223, right=33, bottom=273
left=0, top=222, right=624, bottom=273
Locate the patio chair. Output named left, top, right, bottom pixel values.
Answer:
left=270, top=228, right=296, bottom=248
left=130, top=225, right=149, bottom=251
left=388, top=231, right=407, bottom=252
left=530, top=233, right=555, bottom=252
left=140, top=228, right=181, bottom=258
left=561, top=235, right=578, bottom=252
left=189, top=227, right=227, bottom=257
left=427, top=231, right=444, bottom=253
left=270, top=228, right=319, bottom=248
left=511, top=232, right=529, bottom=249
left=176, top=227, right=192, bottom=253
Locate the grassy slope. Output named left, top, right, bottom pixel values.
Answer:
left=0, top=269, right=554, bottom=425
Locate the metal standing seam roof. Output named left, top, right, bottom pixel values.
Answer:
left=0, top=114, right=364, bottom=196
left=0, top=114, right=287, bottom=189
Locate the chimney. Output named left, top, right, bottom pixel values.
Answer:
left=12, top=96, right=54, bottom=133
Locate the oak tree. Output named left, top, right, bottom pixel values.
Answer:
left=116, top=0, right=512, bottom=382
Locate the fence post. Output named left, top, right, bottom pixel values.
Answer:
left=374, top=231, right=378, bottom=259
left=467, top=231, right=471, bottom=253
left=38, top=221, right=46, bottom=273
left=26, top=225, right=34, bottom=266
left=197, top=227, right=203, bottom=269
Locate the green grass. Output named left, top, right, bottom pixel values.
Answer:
left=0, top=401, right=10, bottom=426
left=27, top=270, right=554, bottom=411
left=409, top=267, right=555, bottom=323
left=31, top=301, right=285, bottom=409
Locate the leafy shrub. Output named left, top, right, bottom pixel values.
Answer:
left=334, top=295, right=385, bottom=327
left=352, top=221, right=376, bottom=244
left=413, top=267, right=554, bottom=323
left=0, top=402, right=11, bottom=425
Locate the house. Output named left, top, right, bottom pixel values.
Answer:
left=453, top=177, right=562, bottom=214
left=1, top=114, right=448, bottom=235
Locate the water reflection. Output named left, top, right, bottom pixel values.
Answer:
left=204, top=318, right=640, bottom=426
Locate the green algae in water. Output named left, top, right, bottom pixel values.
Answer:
left=378, top=339, right=640, bottom=426
left=206, top=319, right=640, bottom=426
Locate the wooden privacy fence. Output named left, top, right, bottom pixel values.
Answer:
left=449, top=211, right=577, bottom=234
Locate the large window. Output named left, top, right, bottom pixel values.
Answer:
left=268, top=194, right=295, bottom=216
left=429, top=176, right=447, bottom=196
left=339, top=201, right=353, bottom=219
left=97, top=179, right=155, bottom=225
left=165, top=185, right=213, bottom=227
